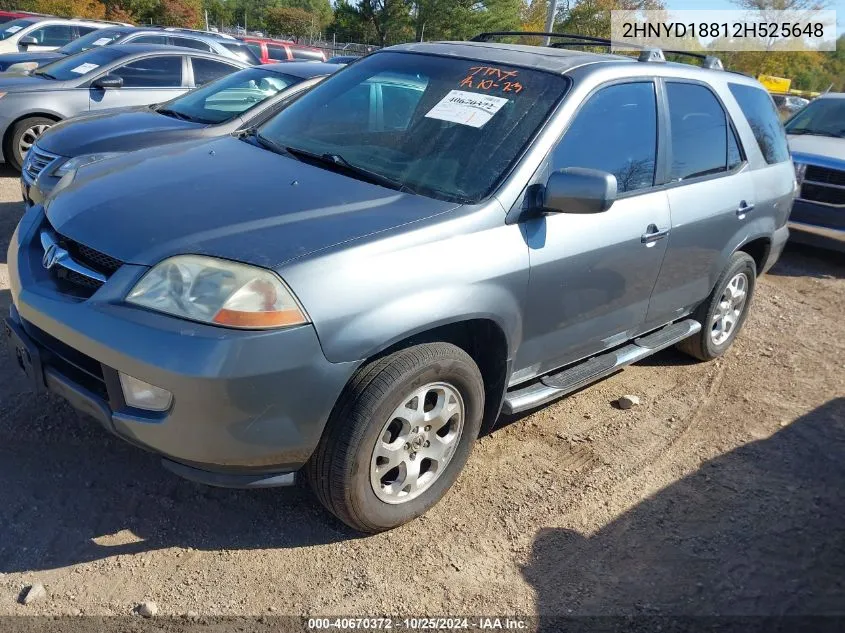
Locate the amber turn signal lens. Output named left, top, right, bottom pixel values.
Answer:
left=212, top=307, right=307, bottom=328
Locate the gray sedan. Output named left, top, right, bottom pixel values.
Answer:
left=22, top=62, right=342, bottom=205
left=0, top=43, right=248, bottom=169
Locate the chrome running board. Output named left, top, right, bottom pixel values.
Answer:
left=502, top=319, right=701, bottom=415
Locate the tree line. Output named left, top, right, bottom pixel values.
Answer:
left=0, top=0, right=841, bottom=91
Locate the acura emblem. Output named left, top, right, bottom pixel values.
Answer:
left=42, top=243, right=67, bottom=270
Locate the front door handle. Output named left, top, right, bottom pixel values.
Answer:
left=641, top=224, right=670, bottom=244
left=736, top=201, right=755, bottom=218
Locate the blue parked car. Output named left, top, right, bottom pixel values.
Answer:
left=786, top=93, right=845, bottom=252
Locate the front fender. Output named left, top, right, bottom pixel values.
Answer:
left=281, top=209, right=530, bottom=364
left=315, top=283, right=523, bottom=363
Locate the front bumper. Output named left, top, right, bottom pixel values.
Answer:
left=6, top=206, right=359, bottom=481
left=788, top=199, right=845, bottom=253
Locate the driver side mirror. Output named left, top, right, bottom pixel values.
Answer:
left=91, top=75, right=123, bottom=90
left=541, top=167, right=618, bottom=214
left=18, top=36, right=37, bottom=50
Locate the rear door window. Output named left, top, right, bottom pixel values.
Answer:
left=553, top=81, right=658, bottom=194
left=191, top=56, right=239, bottom=86
left=666, top=82, right=734, bottom=181
left=220, top=42, right=260, bottom=65
left=267, top=44, right=288, bottom=61
left=728, top=83, right=790, bottom=164
left=171, top=36, right=213, bottom=52
left=29, top=24, right=77, bottom=46
left=112, top=55, right=183, bottom=87
left=291, top=47, right=324, bottom=61
left=130, top=34, right=168, bottom=45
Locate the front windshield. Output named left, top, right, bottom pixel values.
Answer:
left=257, top=51, right=568, bottom=203
left=160, top=68, right=302, bottom=124
left=785, top=99, right=845, bottom=138
left=0, top=18, right=35, bottom=40
left=57, top=27, right=127, bottom=55
left=35, top=46, right=127, bottom=81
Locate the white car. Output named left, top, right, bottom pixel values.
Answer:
left=0, top=16, right=126, bottom=54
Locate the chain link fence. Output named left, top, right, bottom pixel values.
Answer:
left=216, top=25, right=380, bottom=59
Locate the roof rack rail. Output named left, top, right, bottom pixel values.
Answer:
left=470, top=31, right=723, bottom=71
left=162, top=26, right=235, bottom=39
left=663, top=49, right=724, bottom=70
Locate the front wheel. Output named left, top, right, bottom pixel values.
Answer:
left=6, top=116, right=54, bottom=171
left=305, top=343, right=485, bottom=533
left=676, top=251, right=757, bottom=361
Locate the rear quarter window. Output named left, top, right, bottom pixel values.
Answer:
left=728, top=83, right=790, bottom=165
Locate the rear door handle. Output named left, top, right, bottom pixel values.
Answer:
left=641, top=224, right=670, bottom=245
left=736, top=201, right=755, bottom=218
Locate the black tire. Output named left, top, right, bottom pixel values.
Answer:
left=6, top=116, right=54, bottom=171
left=676, top=251, right=757, bottom=361
left=305, top=343, right=485, bottom=533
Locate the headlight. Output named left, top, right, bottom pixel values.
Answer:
left=53, top=152, right=125, bottom=178
left=7, top=61, right=37, bottom=72
left=794, top=161, right=807, bottom=185
left=126, top=255, right=309, bottom=329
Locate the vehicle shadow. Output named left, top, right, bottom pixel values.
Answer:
left=769, top=243, right=845, bottom=280
left=521, top=398, right=845, bottom=625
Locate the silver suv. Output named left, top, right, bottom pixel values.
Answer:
left=5, top=33, right=795, bottom=533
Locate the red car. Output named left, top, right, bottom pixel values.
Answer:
left=240, top=37, right=326, bottom=63
left=0, top=10, right=50, bottom=24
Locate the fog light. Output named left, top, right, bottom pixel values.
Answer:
left=119, top=372, right=172, bottom=411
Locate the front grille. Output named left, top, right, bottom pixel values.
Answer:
left=22, top=320, right=109, bottom=402
left=56, top=235, right=123, bottom=276
left=805, top=165, right=845, bottom=187
left=801, top=182, right=845, bottom=207
left=22, top=145, right=60, bottom=185
left=37, top=222, right=124, bottom=297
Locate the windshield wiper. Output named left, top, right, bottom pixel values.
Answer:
left=156, top=107, right=196, bottom=122
left=251, top=130, right=289, bottom=156
left=33, top=71, right=56, bottom=80
left=284, top=145, right=407, bottom=192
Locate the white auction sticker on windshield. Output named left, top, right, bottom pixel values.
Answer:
left=92, top=37, right=112, bottom=46
left=424, top=90, right=509, bottom=128
left=5, top=25, right=23, bottom=33
left=70, top=62, right=99, bottom=74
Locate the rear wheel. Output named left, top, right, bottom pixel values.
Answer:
left=305, top=343, right=484, bottom=533
left=7, top=116, right=54, bottom=171
left=677, top=251, right=757, bottom=361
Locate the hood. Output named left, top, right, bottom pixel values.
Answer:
left=39, top=107, right=201, bottom=156
left=0, top=51, right=63, bottom=69
left=0, top=73, right=69, bottom=92
left=45, top=136, right=460, bottom=269
left=788, top=134, right=845, bottom=168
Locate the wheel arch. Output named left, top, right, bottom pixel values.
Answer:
left=736, top=235, right=772, bottom=275
left=711, top=215, right=777, bottom=290
left=351, top=318, right=512, bottom=436
left=2, top=111, right=63, bottom=158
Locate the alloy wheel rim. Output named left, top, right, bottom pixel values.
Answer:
left=370, top=382, right=465, bottom=504
left=18, top=124, right=51, bottom=157
left=711, top=272, right=748, bottom=346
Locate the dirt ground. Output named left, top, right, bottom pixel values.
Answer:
left=1, top=167, right=843, bottom=622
